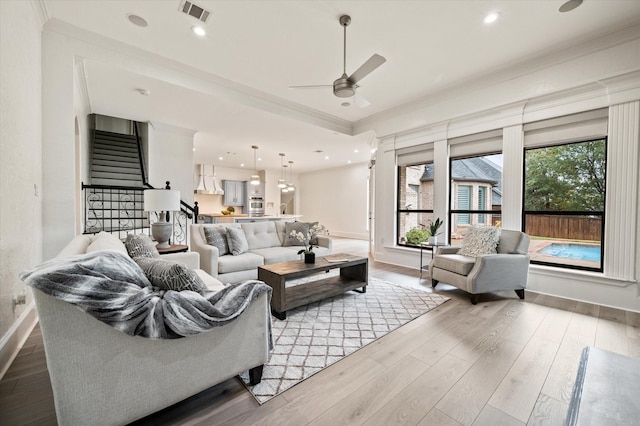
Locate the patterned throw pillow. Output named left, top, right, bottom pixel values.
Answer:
left=283, top=221, right=310, bottom=247
left=124, top=233, right=160, bottom=259
left=225, top=227, right=249, bottom=255
left=305, top=221, right=319, bottom=245
left=458, top=227, right=501, bottom=257
left=134, top=257, right=205, bottom=292
left=204, top=227, right=230, bottom=255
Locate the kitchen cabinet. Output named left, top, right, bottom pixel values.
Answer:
left=223, top=180, right=245, bottom=206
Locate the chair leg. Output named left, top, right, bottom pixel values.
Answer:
left=248, top=365, right=264, bottom=385
left=431, top=279, right=438, bottom=288
left=515, top=289, right=525, bottom=300
left=470, top=294, right=480, bottom=305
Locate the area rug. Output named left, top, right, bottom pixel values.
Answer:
left=239, top=276, right=450, bottom=404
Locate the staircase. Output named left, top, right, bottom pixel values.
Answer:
left=90, top=130, right=144, bottom=187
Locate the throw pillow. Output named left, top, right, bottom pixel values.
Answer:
left=135, top=257, right=206, bottom=292
left=204, top=227, right=230, bottom=255
left=226, top=227, right=249, bottom=255
left=283, top=221, right=310, bottom=247
left=124, top=233, right=160, bottom=259
left=458, top=227, right=501, bottom=257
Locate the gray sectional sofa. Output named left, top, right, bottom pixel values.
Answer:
left=190, top=221, right=332, bottom=284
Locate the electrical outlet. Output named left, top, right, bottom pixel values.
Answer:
left=13, top=290, right=26, bottom=307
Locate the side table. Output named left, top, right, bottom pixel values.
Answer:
left=419, top=242, right=448, bottom=277
left=156, top=244, right=188, bottom=254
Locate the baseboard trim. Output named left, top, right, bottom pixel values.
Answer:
left=0, top=302, right=38, bottom=381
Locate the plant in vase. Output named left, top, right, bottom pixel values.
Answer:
left=290, top=223, right=325, bottom=263
left=428, top=218, right=443, bottom=244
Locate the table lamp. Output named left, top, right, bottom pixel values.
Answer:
left=144, top=189, right=180, bottom=248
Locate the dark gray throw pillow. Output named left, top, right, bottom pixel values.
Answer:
left=135, top=257, right=206, bottom=292
left=226, top=227, right=249, bottom=255
left=204, top=227, right=230, bottom=255
left=124, top=233, right=160, bottom=259
left=283, top=221, right=310, bottom=247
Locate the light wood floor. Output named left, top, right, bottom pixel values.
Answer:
left=1, top=238, right=639, bottom=425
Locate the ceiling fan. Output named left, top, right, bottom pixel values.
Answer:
left=289, top=15, right=386, bottom=108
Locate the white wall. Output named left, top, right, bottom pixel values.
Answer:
left=0, top=0, right=44, bottom=376
left=148, top=122, right=196, bottom=206
left=369, top=39, right=640, bottom=312
left=299, top=163, right=369, bottom=240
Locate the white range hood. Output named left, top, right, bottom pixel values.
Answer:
left=194, top=164, right=224, bottom=195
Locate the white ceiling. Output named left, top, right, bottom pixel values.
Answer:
left=45, top=0, right=640, bottom=172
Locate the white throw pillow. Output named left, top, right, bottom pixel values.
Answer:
left=458, top=227, right=501, bottom=257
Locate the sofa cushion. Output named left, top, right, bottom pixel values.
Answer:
left=458, top=227, right=501, bottom=257
left=135, top=257, right=206, bottom=292
left=432, top=254, right=476, bottom=276
left=242, top=222, right=281, bottom=250
left=124, top=233, right=160, bottom=259
left=250, top=247, right=302, bottom=264
left=204, top=227, right=230, bottom=255
left=226, top=227, right=249, bottom=255
left=283, top=221, right=310, bottom=247
left=86, top=231, right=128, bottom=255
left=218, top=252, right=264, bottom=274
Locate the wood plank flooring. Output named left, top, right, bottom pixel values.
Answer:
left=1, top=237, right=639, bottom=425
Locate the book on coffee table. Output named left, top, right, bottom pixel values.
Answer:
left=324, top=255, right=349, bottom=263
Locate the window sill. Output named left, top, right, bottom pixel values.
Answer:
left=529, top=264, right=636, bottom=288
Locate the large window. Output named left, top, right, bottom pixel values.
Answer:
left=523, top=139, right=606, bottom=271
left=449, top=153, right=502, bottom=246
left=397, top=163, right=435, bottom=247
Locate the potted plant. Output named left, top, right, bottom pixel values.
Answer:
left=405, top=225, right=429, bottom=246
left=290, top=223, right=325, bottom=263
left=428, top=218, right=443, bottom=245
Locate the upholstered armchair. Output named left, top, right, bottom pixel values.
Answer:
left=430, top=229, right=531, bottom=304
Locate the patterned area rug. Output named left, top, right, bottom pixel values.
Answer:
left=239, top=276, right=450, bottom=404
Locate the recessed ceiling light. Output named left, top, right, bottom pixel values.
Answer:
left=325, top=156, right=329, bottom=160
left=484, top=12, right=501, bottom=24
left=218, top=156, right=223, bottom=160
left=347, top=160, right=352, bottom=164
left=559, top=0, right=583, bottom=12
left=354, top=149, right=359, bottom=153
left=314, top=150, right=323, bottom=153
left=240, top=163, right=244, bottom=167
left=341, top=102, right=350, bottom=107
left=127, top=14, right=148, bottom=27
left=136, top=88, right=150, bottom=96
left=192, top=26, right=206, bottom=37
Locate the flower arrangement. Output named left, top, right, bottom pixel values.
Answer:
left=290, top=223, right=325, bottom=254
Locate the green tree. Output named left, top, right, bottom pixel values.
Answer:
left=525, top=139, right=605, bottom=212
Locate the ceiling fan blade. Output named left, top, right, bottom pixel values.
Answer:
left=354, top=92, right=370, bottom=108
left=289, top=85, right=332, bottom=90
left=348, top=54, right=386, bottom=84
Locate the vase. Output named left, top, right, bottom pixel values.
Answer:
left=304, top=252, right=316, bottom=264
left=428, top=236, right=438, bottom=245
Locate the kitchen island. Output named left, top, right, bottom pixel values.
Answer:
left=197, top=214, right=301, bottom=224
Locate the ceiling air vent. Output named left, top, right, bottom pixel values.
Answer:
left=179, top=1, right=210, bottom=23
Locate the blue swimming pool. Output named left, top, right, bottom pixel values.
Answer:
left=539, top=244, right=601, bottom=262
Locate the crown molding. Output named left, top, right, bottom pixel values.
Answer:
left=42, top=19, right=353, bottom=136
left=30, top=0, right=50, bottom=28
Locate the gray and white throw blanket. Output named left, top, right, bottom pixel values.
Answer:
left=20, top=251, right=273, bottom=344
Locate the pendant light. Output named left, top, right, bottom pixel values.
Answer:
left=287, top=161, right=295, bottom=192
left=278, top=153, right=287, bottom=188
left=281, top=165, right=289, bottom=193
left=250, top=145, right=260, bottom=185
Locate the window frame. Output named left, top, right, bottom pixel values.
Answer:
left=396, top=163, right=435, bottom=249
left=521, top=137, right=607, bottom=273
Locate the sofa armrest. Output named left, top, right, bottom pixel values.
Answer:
left=189, top=225, right=220, bottom=277
left=163, top=252, right=200, bottom=270
left=467, top=254, right=530, bottom=293
left=436, top=246, right=460, bottom=255
left=317, top=235, right=332, bottom=252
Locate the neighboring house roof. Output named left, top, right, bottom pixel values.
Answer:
left=420, top=157, right=503, bottom=206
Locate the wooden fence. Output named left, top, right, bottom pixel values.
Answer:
left=525, top=214, right=602, bottom=242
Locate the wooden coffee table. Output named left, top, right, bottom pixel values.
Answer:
left=258, top=253, right=368, bottom=320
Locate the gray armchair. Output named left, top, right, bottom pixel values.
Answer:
left=430, top=229, right=530, bottom=304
